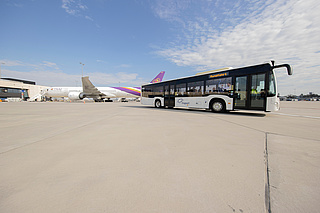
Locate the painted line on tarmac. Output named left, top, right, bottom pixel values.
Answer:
left=272, top=112, right=320, bottom=119
left=264, top=132, right=271, bottom=213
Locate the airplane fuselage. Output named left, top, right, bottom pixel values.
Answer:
left=45, top=86, right=141, bottom=99
left=44, top=71, right=164, bottom=101
left=46, top=87, right=81, bottom=97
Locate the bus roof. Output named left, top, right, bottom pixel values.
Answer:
left=195, top=67, right=233, bottom=76
left=142, top=62, right=275, bottom=86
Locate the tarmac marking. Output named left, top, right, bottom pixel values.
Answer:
left=272, top=112, right=320, bottom=119
left=264, top=132, right=271, bottom=213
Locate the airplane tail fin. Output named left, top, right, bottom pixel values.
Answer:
left=150, top=71, right=165, bottom=83
left=82, top=76, right=100, bottom=94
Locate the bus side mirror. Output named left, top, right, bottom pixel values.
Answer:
left=273, top=64, right=292, bottom=75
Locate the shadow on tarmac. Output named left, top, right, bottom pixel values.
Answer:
left=122, top=105, right=266, bottom=117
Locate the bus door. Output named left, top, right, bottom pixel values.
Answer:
left=249, top=73, right=266, bottom=110
left=234, top=76, right=248, bottom=109
left=164, top=84, right=175, bottom=108
left=234, top=73, right=266, bottom=110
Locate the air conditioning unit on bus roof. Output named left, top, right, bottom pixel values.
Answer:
left=195, top=67, right=233, bottom=76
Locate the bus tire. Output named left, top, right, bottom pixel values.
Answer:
left=210, top=99, right=226, bottom=113
left=155, top=99, right=161, bottom=108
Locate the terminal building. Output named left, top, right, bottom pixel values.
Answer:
left=0, top=78, right=48, bottom=101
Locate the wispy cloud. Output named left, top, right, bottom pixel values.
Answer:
left=61, top=0, right=96, bottom=23
left=42, top=61, right=59, bottom=69
left=5, top=1, right=24, bottom=7
left=151, top=0, right=191, bottom=22
left=62, top=0, right=77, bottom=16
left=2, top=69, right=142, bottom=87
left=1, top=60, right=143, bottom=87
left=87, top=72, right=140, bottom=86
left=96, top=59, right=108, bottom=64
left=153, top=0, right=320, bottom=95
left=85, top=15, right=93, bottom=21
left=0, top=59, right=60, bottom=70
left=3, top=69, right=81, bottom=87
left=115, top=64, right=132, bottom=68
left=62, top=0, right=88, bottom=16
left=13, top=3, right=23, bottom=8
left=0, top=59, right=25, bottom=67
left=96, top=60, right=132, bottom=69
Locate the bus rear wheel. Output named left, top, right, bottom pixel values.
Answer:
left=211, top=100, right=225, bottom=113
left=155, top=99, right=161, bottom=108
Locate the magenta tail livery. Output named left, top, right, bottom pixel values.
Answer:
left=150, top=71, right=165, bottom=83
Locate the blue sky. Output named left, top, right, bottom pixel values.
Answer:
left=1, top=0, right=319, bottom=95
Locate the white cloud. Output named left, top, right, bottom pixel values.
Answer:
left=62, top=0, right=77, bottom=15
left=0, top=60, right=60, bottom=70
left=42, top=61, right=59, bottom=69
left=1, top=60, right=142, bottom=87
left=2, top=68, right=143, bottom=87
left=116, top=64, right=132, bottom=68
left=155, top=0, right=320, bottom=95
left=152, top=0, right=177, bottom=20
left=62, top=0, right=88, bottom=16
left=0, top=59, right=24, bottom=67
left=5, top=1, right=23, bottom=7
left=87, top=72, right=140, bottom=86
left=96, top=59, right=108, bottom=64
left=61, top=0, right=98, bottom=26
left=2, top=69, right=81, bottom=87
left=13, top=3, right=23, bottom=8
left=78, top=3, right=88, bottom=10
left=85, top=15, right=93, bottom=21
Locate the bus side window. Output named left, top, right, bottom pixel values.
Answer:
left=142, top=87, right=152, bottom=98
left=187, top=81, right=204, bottom=97
left=176, top=83, right=186, bottom=97
left=153, top=86, right=164, bottom=97
left=206, top=77, right=232, bottom=95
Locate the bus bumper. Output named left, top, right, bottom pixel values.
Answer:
left=266, top=97, right=280, bottom=112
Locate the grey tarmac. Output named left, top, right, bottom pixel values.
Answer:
left=0, top=101, right=319, bottom=213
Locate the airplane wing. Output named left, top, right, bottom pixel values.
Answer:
left=81, top=76, right=106, bottom=97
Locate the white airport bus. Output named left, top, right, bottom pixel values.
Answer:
left=141, top=61, right=292, bottom=112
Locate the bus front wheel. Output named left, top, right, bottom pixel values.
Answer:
left=211, top=100, right=225, bottom=113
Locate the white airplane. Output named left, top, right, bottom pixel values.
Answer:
left=44, top=71, right=165, bottom=102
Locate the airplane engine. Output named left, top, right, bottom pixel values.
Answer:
left=68, top=92, right=86, bottom=100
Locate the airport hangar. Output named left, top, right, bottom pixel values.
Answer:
left=0, top=78, right=48, bottom=101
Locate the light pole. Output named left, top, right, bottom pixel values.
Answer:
left=0, top=62, right=5, bottom=79
left=80, top=62, right=85, bottom=77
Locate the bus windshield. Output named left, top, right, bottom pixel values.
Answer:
left=268, top=71, right=276, bottom=97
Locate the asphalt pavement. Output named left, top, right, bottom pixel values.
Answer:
left=0, top=101, right=319, bottom=213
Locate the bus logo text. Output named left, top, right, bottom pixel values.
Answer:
left=177, top=99, right=190, bottom=105
left=209, top=72, right=228, bottom=78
